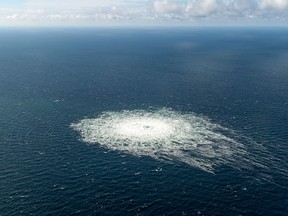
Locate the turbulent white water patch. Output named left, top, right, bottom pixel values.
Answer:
left=71, top=108, right=258, bottom=173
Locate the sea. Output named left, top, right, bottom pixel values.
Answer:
left=0, top=27, right=287, bottom=215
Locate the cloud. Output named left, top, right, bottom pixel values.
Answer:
left=153, top=0, right=184, bottom=14
left=25, top=0, right=143, bottom=8
left=1, top=0, right=288, bottom=25
left=6, top=14, right=18, bottom=20
left=185, top=0, right=221, bottom=17
left=260, top=0, right=288, bottom=10
left=151, top=0, right=258, bottom=20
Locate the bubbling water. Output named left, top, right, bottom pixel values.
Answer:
left=71, top=108, right=261, bottom=173
left=114, top=117, right=174, bottom=140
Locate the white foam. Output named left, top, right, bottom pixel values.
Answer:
left=71, top=108, right=258, bottom=173
left=114, top=117, right=174, bottom=139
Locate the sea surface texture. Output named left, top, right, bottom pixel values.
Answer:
left=0, top=28, right=288, bottom=215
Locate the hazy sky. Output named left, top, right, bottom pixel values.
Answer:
left=0, top=0, right=288, bottom=26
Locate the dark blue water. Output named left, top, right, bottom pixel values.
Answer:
left=0, top=28, right=287, bottom=215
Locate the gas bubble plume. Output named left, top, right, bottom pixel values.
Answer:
left=71, top=108, right=265, bottom=173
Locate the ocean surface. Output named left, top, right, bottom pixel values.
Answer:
left=0, top=27, right=288, bottom=215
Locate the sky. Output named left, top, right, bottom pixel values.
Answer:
left=0, top=0, right=288, bottom=26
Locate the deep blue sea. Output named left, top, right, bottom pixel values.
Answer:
left=0, top=28, right=288, bottom=215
